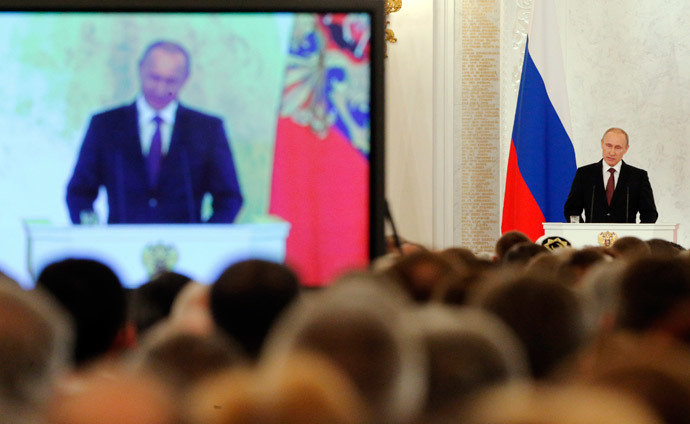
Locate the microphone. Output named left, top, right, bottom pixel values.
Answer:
left=589, top=184, right=595, bottom=223
left=626, top=185, right=630, bottom=223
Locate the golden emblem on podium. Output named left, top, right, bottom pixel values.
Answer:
left=142, top=243, right=179, bottom=278
left=597, top=231, right=618, bottom=248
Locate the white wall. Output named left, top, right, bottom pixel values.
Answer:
left=385, top=0, right=435, bottom=247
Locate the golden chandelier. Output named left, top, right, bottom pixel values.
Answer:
left=385, top=0, right=402, bottom=53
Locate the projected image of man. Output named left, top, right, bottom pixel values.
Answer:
left=563, top=127, right=657, bottom=224
left=66, top=40, right=243, bottom=224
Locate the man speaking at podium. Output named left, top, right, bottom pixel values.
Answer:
left=563, top=128, right=658, bottom=224
left=67, top=41, right=243, bottom=224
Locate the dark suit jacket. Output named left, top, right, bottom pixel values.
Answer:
left=66, top=103, right=243, bottom=223
left=563, top=160, right=657, bottom=223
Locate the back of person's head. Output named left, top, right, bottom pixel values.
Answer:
left=568, top=332, right=690, bottom=424
left=476, top=276, right=585, bottom=379
left=210, top=259, right=300, bottom=358
left=130, top=271, right=191, bottom=336
left=494, top=231, right=531, bottom=261
left=460, top=383, right=663, bottom=424
left=185, top=352, right=368, bottom=424
left=386, top=250, right=461, bottom=302
left=578, top=260, right=627, bottom=336
left=647, top=239, right=685, bottom=257
left=0, top=285, right=73, bottom=415
left=130, top=324, right=244, bottom=394
left=47, top=367, right=178, bottom=424
left=36, top=258, right=126, bottom=366
left=263, top=275, right=425, bottom=423
left=436, top=256, right=499, bottom=305
left=413, top=305, right=527, bottom=421
left=612, top=236, right=651, bottom=260
left=0, top=269, right=21, bottom=289
left=502, top=242, right=549, bottom=268
left=438, top=247, right=477, bottom=268
left=524, top=251, right=567, bottom=281
left=616, top=256, right=690, bottom=333
left=557, top=247, right=610, bottom=287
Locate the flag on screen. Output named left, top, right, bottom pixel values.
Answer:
left=269, top=14, right=371, bottom=285
left=501, top=0, right=577, bottom=241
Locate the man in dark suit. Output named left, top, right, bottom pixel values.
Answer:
left=563, top=128, right=657, bottom=223
left=67, top=41, right=242, bottom=224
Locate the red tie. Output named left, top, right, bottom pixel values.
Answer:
left=606, top=168, right=615, bottom=205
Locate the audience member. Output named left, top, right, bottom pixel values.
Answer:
left=168, top=281, right=214, bottom=335
left=493, top=230, right=531, bottom=262
left=47, top=367, right=179, bottom=424
left=430, top=253, right=497, bottom=305
left=0, top=269, right=21, bottom=288
left=556, top=246, right=610, bottom=287
left=612, top=236, right=651, bottom=260
left=502, top=241, right=549, bottom=268
left=412, top=305, right=527, bottom=422
left=0, top=285, right=73, bottom=422
left=566, top=332, right=690, bottom=424
left=476, top=275, right=585, bottom=379
left=615, top=256, right=690, bottom=335
left=210, top=259, right=300, bottom=358
left=36, top=258, right=129, bottom=366
left=130, top=271, right=191, bottom=336
left=577, top=260, right=627, bottom=337
left=647, top=238, right=685, bottom=256
left=4, top=231, right=690, bottom=424
left=129, top=324, right=244, bottom=396
left=461, top=383, right=663, bottom=424
left=386, top=251, right=463, bottom=302
left=263, top=275, right=425, bottom=423
left=438, top=247, right=477, bottom=268
left=185, top=352, right=368, bottom=424
left=523, top=250, right=568, bottom=281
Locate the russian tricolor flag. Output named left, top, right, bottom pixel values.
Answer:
left=501, top=0, right=577, bottom=241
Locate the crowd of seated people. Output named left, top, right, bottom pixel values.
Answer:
left=2, top=232, right=690, bottom=424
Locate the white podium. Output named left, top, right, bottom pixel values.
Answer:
left=25, top=222, right=290, bottom=288
left=542, top=223, right=679, bottom=248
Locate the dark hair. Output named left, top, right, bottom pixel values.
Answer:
left=210, top=259, right=300, bottom=358
left=502, top=242, right=548, bottom=267
left=612, top=236, right=650, bottom=259
left=480, top=276, right=584, bottom=378
left=36, top=258, right=126, bottom=366
left=130, top=271, right=191, bottom=335
left=616, top=257, right=690, bottom=331
left=139, top=40, right=191, bottom=77
left=386, top=251, right=460, bottom=302
left=647, top=238, right=685, bottom=257
left=557, top=247, right=608, bottom=287
left=495, top=231, right=531, bottom=261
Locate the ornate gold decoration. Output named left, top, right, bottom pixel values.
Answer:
left=385, top=0, right=402, bottom=56
left=541, top=236, right=571, bottom=251
left=280, top=15, right=370, bottom=155
left=597, top=231, right=618, bottom=248
left=142, top=242, right=179, bottom=278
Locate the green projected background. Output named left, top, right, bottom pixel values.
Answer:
left=0, top=12, right=293, bottom=223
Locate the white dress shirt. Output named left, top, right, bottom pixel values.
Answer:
left=136, top=96, right=178, bottom=156
left=602, top=160, right=622, bottom=189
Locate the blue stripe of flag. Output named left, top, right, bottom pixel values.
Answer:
left=512, top=36, right=577, bottom=223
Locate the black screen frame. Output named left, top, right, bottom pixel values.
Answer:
left=2, top=0, right=386, bottom=272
